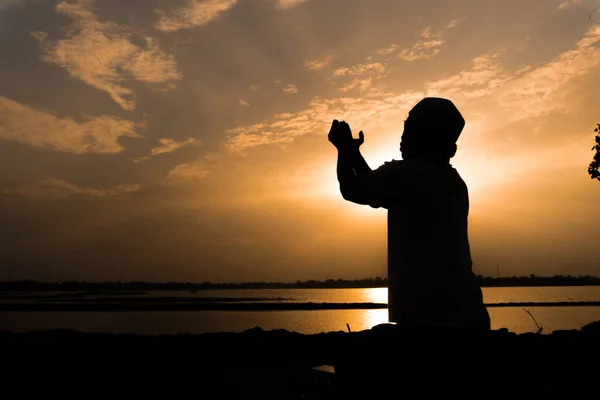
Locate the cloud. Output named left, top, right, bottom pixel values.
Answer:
left=249, top=84, right=261, bottom=92
left=339, top=78, right=375, bottom=93
left=239, top=99, right=250, bottom=107
left=305, top=56, right=335, bottom=70
left=557, top=0, right=581, bottom=11
left=376, top=44, right=399, bottom=56
left=283, top=84, right=298, bottom=94
left=493, top=25, right=600, bottom=121
left=399, top=39, right=444, bottom=61
left=42, top=0, right=181, bottom=111
left=224, top=92, right=423, bottom=151
left=425, top=25, right=600, bottom=124
left=134, top=137, right=200, bottom=162
left=426, top=50, right=508, bottom=98
left=155, top=0, right=238, bottom=33
left=419, top=26, right=442, bottom=39
left=222, top=25, right=600, bottom=153
left=332, top=62, right=389, bottom=93
left=333, top=62, right=386, bottom=77
left=274, top=0, right=310, bottom=9
left=167, top=152, right=220, bottom=181
left=30, top=31, right=47, bottom=42
left=445, top=18, right=465, bottom=29
left=398, top=26, right=444, bottom=61
left=0, top=96, right=142, bottom=154
left=1, top=178, right=140, bottom=199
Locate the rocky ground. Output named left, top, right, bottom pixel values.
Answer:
left=2, top=321, right=599, bottom=399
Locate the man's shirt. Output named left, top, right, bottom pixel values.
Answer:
left=351, top=158, right=490, bottom=328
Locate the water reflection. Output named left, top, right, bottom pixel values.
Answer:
left=0, top=307, right=598, bottom=334
left=1, top=287, right=599, bottom=334
left=360, top=288, right=389, bottom=330
left=7, top=286, right=596, bottom=305
left=363, top=287, right=387, bottom=304
left=362, top=309, right=389, bottom=330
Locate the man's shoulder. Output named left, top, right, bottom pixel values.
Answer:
left=377, top=159, right=404, bottom=170
left=371, top=159, right=407, bottom=177
left=376, top=159, right=426, bottom=173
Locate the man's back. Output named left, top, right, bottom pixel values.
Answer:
left=372, top=159, right=490, bottom=329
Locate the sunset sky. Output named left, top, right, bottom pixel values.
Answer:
left=0, top=0, right=599, bottom=282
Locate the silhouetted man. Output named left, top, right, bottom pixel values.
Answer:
left=328, top=97, right=490, bottom=330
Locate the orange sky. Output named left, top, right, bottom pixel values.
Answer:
left=0, top=0, right=599, bottom=282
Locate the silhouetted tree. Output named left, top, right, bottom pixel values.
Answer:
left=589, top=123, right=600, bottom=181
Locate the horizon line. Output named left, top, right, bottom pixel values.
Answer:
left=1, top=274, right=599, bottom=285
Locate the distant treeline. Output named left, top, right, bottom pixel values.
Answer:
left=0, top=275, right=599, bottom=291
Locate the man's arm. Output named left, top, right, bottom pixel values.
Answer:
left=328, top=119, right=391, bottom=207
left=337, top=147, right=372, bottom=204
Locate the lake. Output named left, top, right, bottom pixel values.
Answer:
left=1, top=286, right=599, bottom=334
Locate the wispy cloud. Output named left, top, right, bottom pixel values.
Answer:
left=223, top=91, right=423, bottom=151
left=155, top=0, right=238, bottom=33
left=0, top=96, right=142, bottom=154
left=376, top=44, right=399, bottom=56
left=332, top=62, right=389, bottom=93
left=41, top=0, right=181, bottom=111
left=283, top=84, right=298, bottom=94
left=557, top=0, right=581, bottom=11
left=333, top=62, right=386, bottom=77
left=1, top=178, right=140, bottom=199
left=398, top=26, right=444, bottom=61
left=445, top=18, right=465, bottom=29
left=425, top=25, right=600, bottom=125
left=339, top=78, right=375, bottom=93
left=239, top=99, right=250, bottom=107
left=426, top=50, right=508, bottom=99
left=134, top=137, right=200, bottom=163
left=419, top=26, right=442, bottom=39
left=249, top=84, right=261, bottom=92
left=493, top=25, right=600, bottom=121
left=222, top=25, right=600, bottom=153
left=274, top=0, right=311, bottom=9
left=399, top=39, right=444, bottom=61
left=305, top=55, right=335, bottom=70
left=167, top=153, right=220, bottom=181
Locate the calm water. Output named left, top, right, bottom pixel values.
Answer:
left=1, top=287, right=599, bottom=335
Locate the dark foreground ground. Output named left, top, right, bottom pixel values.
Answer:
left=2, top=321, right=600, bottom=399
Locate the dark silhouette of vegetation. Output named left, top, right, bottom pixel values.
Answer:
left=0, top=274, right=599, bottom=292
left=1, top=321, right=599, bottom=398
left=589, top=123, right=600, bottom=181
left=523, top=308, right=543, bottom=334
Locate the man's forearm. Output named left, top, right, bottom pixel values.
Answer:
left=337, top=148, right=371, bottom=178
left=336, top=148, right=372, bottom=201
left=351, top=149, right=372, bottom=175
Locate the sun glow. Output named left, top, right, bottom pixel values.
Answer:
left=364, top=287, right=388, bottom=304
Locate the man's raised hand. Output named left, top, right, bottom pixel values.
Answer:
left=328, top=119, right=364, bottom=151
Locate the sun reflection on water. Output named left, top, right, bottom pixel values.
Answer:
left=364, top=287, right=388, bottom=304
left=363, top=309, right=390, bottom=330
left=361, top=288, right=389, bottom=329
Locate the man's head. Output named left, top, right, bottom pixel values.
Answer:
left=400, top=97, right=465, bottom=161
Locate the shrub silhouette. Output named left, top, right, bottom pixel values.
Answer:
left=589, top=123, right=600, bottom=181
